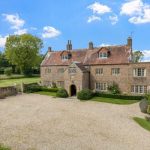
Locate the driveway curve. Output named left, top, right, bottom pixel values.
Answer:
left=0, top=94, right=150, bottom=150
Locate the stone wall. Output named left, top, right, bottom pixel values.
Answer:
left=0, top=86, right=17, bottom=98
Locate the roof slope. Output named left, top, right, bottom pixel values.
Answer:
left=41, top=45, right=131, bottom=66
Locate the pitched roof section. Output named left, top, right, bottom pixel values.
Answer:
left=41, top=45, right=131, bottom=66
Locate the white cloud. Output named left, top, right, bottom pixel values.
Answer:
left=14, top=29, right=28, bottom=35
left=109, top=14, right=118, bottom=25
left=99, top=43, right=113, bottom=47
left=42, top=26, right=61, bottom=38
left=87, top=2, right=111, bottom=14
left=87, top=15, right=101, bottom=23
left=121, top=0, right=150, bottom=24
left=142, top=50, right=150, bottom=61
left=2, top=13, right=25, bottom=29
left=0, top=35, right=8, bottom=48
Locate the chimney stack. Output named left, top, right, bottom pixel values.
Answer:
left=48, top=47, right=52, bottom=52
left=89, top=41, right=94, bottom=49
left=127, top=37, right=132, bottom=50
left=67, top=40, right=72, bottom=50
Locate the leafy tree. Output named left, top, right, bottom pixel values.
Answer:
left=132, top=51, right=144, bottom=62
left=5, top=34, right=43, bottom=75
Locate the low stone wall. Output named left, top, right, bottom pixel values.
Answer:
left=0, top=86, right=17, bottom=98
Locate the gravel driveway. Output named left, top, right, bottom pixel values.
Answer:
left=0, top=94, right=150, bottom=150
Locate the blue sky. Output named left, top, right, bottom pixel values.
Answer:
left=0, top=0, right=150, bottom=60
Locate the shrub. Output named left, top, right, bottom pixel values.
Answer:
left=4, top=67, right=12, bottom=76
left=94, top=92, right=144, bottom=100
left=77, top=89, right=93, bottom=100
left=41, top=87, right=58, bottom=92
left=145, top=116, right=150, bottom=122
left=145, top=93, right=150, bottom=104
left=56, top=88, right=68, bottom=98
left=24, top=83, right=42, bottom=93
left=108, top=82, right=121, bottom=94
left=0, top=144, right=11, bottom=150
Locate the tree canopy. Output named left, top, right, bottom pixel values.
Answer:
left=132, top=51, right=144, bottom=63
left=5, top=34, right=43, bottom=75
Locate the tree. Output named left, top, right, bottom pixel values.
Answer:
left=132, top=51, right=144, bottom=62
left=5, top=34, right=43, bottom=75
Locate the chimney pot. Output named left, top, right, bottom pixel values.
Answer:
left=89, top=41, right=94, bottom=49
left=48, top=47, right=52, bottom=52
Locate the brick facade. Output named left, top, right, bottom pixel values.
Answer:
left=41, top=38, right=150, bottom=96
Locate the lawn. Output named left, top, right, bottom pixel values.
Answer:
left=0, top=77, right=40, bottom=87
left=133, top=117, right=150, bottom=132
left=91, top=97, right=140, bottom=105
left=34, top=91, right=56, bottom=97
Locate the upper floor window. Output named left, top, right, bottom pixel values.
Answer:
left=61, top=55, right=69, bottom=60
left=133, top=68, right=146, bottom=77
left=68, top=67, right=76, bottom=74
left=96, top=82, right=107, bottom=91
left=112, top=68, right=120, bottom=75
left=58, top=68, right=64, bottom=73
left=45, top=68, right=51, bottom=74
left=99, top=52, right=108, bottom=59
left=95, top=68, right=103, bottom=75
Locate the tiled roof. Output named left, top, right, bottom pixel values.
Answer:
left=41, top=45, right=131, bottom=66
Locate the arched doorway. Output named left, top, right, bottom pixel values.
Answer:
left=70, top=84, right=77, bottom=96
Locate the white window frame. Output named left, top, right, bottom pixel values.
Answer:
left=99, top=52, right=108, bottom=59
left=133, top=68, right=146, bottom=77
left=95, top=82, right=107, bottom=91
left=112, top=68, right=120, bottom=75
left=95, top=68, right=103, bottom=75
left=62, top=55, right=69, bottom=60
left=131, top=85, right=147, bottom=94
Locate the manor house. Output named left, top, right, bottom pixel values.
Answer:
left=41, top=37, right=150, bottom=96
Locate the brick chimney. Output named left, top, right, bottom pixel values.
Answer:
left=89, top=41, right=94, bottom=49
left=66, top=40, right=72, bottom=50
left=127, top=37, right=132, bottom=50
left=48, top=47, right=52, bottom=52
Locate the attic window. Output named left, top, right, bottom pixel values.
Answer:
left=99, top=52, right=108, bottom=59
left=61, top=55, right=69, bottom=60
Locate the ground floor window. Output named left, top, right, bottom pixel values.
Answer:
left=96, top=82, right=107, bottom=91
left=131, top=85, right=147, bottom=94
left=57, top=81, right=64, bottom=88
left=43, top=81, right=52, bottom=87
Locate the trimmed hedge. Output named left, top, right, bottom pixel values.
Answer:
left=94, top=92, right=144, bottom=100
left=77, top=89, right=93, bottom=100
left=0, top=144, right=11, bottom=150
left=24, top=83, right=58, bottom=93
left=56, top=88, right=68, bottom=98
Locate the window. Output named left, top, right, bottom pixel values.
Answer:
left=57, top=81, right=64, bottom=88
left=133, top=68, right=146, bottom=77
left=112, top=68, right=120, bottom=75
left=61, top=55, right=69, bottom=60
left=58, top=68, right=64, bottom=73
left=43, top=81, right=52, bottom=87
left=99, top=52, right=108, bottom=59
left=45, top=68, right=51, bottom=74
left=68, top=67, right=76, bottom=74
left=95, top=68, right=103, bottom=75
left=131, top=85, right=147, bottom=94
left=96, top=82, right=107, bottom=91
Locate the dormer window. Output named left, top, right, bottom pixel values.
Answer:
left=99, top=52, right=108, bottom=59
left=61, top=55, right=69, bottom=60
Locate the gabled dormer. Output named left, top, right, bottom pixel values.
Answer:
left=60, top=51, right=72, bottom=61
left=98, top=47, right=111, bottom=59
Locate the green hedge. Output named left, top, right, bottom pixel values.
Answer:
left=24, top=83, right=58, bottom=93
left=56, top=88, right=68, bottom=98
left=0, top=144, right=11, bottom=150
left=94, top=92, right=144, bottom=100
left=77, top=89, right=93, bottom=100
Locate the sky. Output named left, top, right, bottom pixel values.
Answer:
left=0, top=0, right=150, bottom=60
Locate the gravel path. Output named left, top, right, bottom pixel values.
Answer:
left=0, top=94, right=150, bottom=150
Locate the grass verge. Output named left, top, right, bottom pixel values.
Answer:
left=0, top=77, right=40, bottom=87
left=0, top=144, right=11, bottom=150
left=91, top=97, right=140, bottom=105
left=34, top=91, right=56, bottom=97
left=133, top=117, right=150, bottom=132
